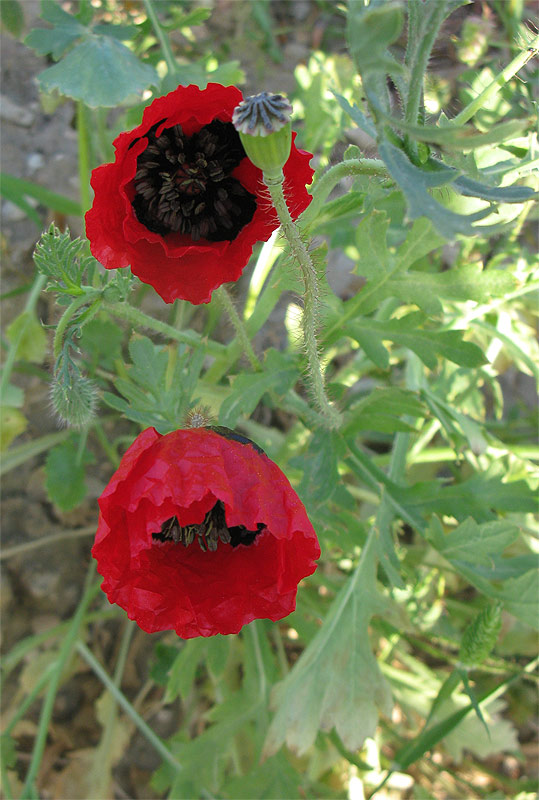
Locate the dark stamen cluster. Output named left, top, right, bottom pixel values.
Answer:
left=152, top=500, right=265, bottom=552
left=132, top=120, right=257, bottom=242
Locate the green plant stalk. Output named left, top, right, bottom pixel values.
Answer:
left=0, top=273, right=47, bottom=403
left=142, top=0, right=177, bottom=75
left=452, top=33, right=539, bottom=126
left=300, top=158, right=388, bottom=229
left=75, top=640, right=183, bottom=775
left=52, top=291, right=101, bottom=360
left=77, top=101, right=92, bottom=214
left=4, top=666, right=55, bottom=737
left=264, top=173, right=341, bottom=429
left=87, top=621, right=136, bottom=799
left=215, top=287, right=261, bottom=371
left=2, top=608, right=120, bottom=679
left=104, top=300, right=226, bottom=356
left=20, top=565, right=100, bottom=799
left=0, top=525, right=95, bottom=561
left=404, top=0, right=447, bottom=156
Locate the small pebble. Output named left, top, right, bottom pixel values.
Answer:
left=0, top=94, right=35, bottom=127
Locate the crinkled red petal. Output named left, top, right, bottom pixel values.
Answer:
left=85, top=83, right=314, bottom=305
left=93, top=428, right=320, bottom=638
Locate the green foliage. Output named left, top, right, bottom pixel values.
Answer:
left=264, top=534, right=392, bottom=756
left=26, top=0, right=157, bottom=106
left=45, top=434, right=93, bottom=511
left=7, top=1, right=539, bottom=798
left=103, top=336, right=205, bottom=432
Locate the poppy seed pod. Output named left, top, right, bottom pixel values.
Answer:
left=233, top=92, right=293, bottom=181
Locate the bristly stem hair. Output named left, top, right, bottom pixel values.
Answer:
left=263, top=172, right=341, bottom=429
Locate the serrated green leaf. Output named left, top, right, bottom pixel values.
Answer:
left=378, top=140, right=499, bottom=238
left=264, top=533, right=392, bottom=756
left=37, top=34, right=157, bottom=107
left=25, top=0, right=86, bottom=59
left=44, top=435, right=92, bottom=511
left=347, top=315, right=487, bottom=369
left=347, top=0, right=404, bottom=76
left=6, top=310, right=47, bottom=364
left=427, top=517, right=519, bottom=566
left=128, top=336, right=168, bottom=391
left=219, top=349, right=296, bottom=428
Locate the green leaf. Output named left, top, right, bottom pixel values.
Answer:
left=347, top=315, right=487, bottom=370
left=127, top=335, right=168, bottom=391
left=37, top=34, right=157, bottom=107
left=6, top=311, right=47, bottom=364
left=205, top=635, right=231, bottom=680
left=164, top=639, right=207, bottom=703
left=44, top=435, right=92, bottom=511
left=1, top=0, right=24, bottom=38
left=25, top=0, right=86, bottom=59
left=1, top=173, right=82, bottom=217
left=497, top=571, right=539, bottom=631
left=346, top=0, right=404, bottom=76
left=223, top=754, right=303, bottom=800
left=0, top=406, right=27, bottom=451
left=428, top=517, right=519, bottom=566
left=378, top=140, right=498, bottom=238
left=427, top=517, right=539, bottom=629
left=344, top=387, right=428, bottom=437
left=263, top=533, right=392, bottom=756
left=219, top=349, right=296, bottom=428
left=296, top=430, right=340, bottom=507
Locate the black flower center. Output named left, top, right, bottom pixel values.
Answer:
left=132, top=120, right=257, bottom=242
left=152, top=500, right=265, bottom=552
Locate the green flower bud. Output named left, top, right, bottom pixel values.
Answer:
left=51, top=369, right=97, bottom=428
left=459, top=602, right=503, bottom=669
left=232, top=92, right=293, bottom=181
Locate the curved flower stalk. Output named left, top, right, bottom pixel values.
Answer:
left=85, top=83, right=313, bottom=305
left=93, top=426, right=320, bottom=638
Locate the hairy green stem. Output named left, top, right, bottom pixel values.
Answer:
left=21, top=565, right=100, bottom=798
left=215, top=287, right=261, bottom=371
left=143, top=0, right=178, bottom=75
left=453, top=33, right=539, bottom=126
left=264, top=173, right=341, bottom=429
left=104, top=301, right=225, bottom=356
left=0, top=273, right=47, bottom=402
left=76, top=640, right=183, bottom=775
left=403, top=0, right=447, bottom=158
left=300, top=158, right=388, bottom=229
left=53, top=291, right=101, bottom=360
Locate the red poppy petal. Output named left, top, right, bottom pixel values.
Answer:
left=93, top=427, right=320, bottom=638
left=85, top=84, right=313, bottom=304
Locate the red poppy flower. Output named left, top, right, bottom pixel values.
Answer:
left=85, top=83, right=313, bottom=305
left=92, top=426, right=320, bottom=638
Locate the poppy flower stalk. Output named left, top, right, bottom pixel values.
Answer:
left=233, top=93, right=341, bottom=429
